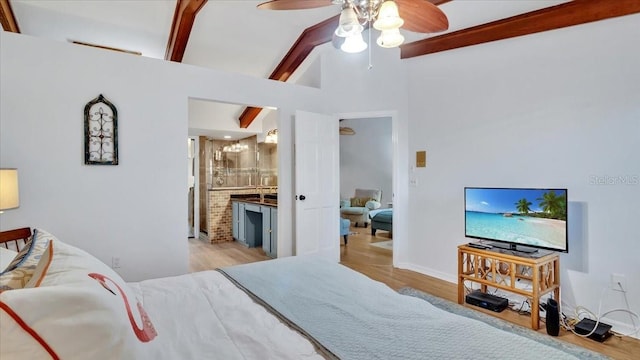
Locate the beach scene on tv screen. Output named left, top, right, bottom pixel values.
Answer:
left=465, top=188, right=567, bottom=250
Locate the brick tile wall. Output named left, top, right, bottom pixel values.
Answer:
left=206, top=188, right=277, bottom=243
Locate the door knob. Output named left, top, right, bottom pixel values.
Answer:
left=299, top=195, right=306, bottom=200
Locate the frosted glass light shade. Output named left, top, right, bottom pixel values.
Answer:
left=376, top=28, right=404, bottom=48
left=0, top=169, right=19, bottom=211
left=341, top=32, right=368, bottom=53
left=335, top=7, right=363, bottom=37
left=373, top=1, right=404, bottom=31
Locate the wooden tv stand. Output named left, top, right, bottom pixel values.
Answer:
left=457, top=244, right=560, bottom=330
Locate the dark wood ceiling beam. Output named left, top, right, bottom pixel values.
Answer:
left=239, top=0, right=450, bottom=128
left=165, top=0, right=207, bottom=62
left=269, top=15, right=339, bottom=83
left=401, top=0, right=640, bottom=59
left=0, top=0, right=20, bottom=33
left=239, top=15, right=338, bottom=128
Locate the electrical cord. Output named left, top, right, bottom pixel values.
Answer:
left=462, top=272, right=639, bottom=336
left=569, top=285, right=607, bottom=338
left=611, top=283, right=638, bottom=337
left=463, top=276, right=535, bottom=315
left=512, top=298, right=531, bottom=315
left=559, top=284, right=640, bottom=338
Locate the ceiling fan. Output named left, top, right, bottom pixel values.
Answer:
left=339, top=119, right=355, bottom=135
left=257, top=0, right=448, bottom=53
left=339, top=127, right=356, bottom=135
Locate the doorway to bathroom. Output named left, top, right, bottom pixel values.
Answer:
left=187, top=98, right=279, bottom=254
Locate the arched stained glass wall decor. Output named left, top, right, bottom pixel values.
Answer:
left=84, top=94, right=118, bottom=165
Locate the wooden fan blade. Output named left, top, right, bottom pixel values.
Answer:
left=257, top=0, right=333, bottom=10
left=396, top=0, right=449, bottom=33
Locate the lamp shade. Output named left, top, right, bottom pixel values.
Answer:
left=341, top=32, right=367, bottom=53
left=373, top=1, right=404, bottom=31
left=376, top=28, right=405, bottom=48
left=0, top=168, right=19, bottom=211
left=335, top=7, right=363, bottom=37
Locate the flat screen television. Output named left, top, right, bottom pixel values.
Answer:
left=465, top=187, right=568, bottom=253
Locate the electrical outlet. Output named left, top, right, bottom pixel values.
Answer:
left=610, top=273, right=626, bottom=292
left=111, top=256, right=121, bottom=269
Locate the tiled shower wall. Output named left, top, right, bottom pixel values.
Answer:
left=198, top=135, right=278, bottom=243
left=210, top=137, right=257, bottom=188
left=258, top=142, right=277, bottom=186
left=204, top=138, right=278, bottom=188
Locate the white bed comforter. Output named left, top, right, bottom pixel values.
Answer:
left=128, top=270, right=324, bottom=360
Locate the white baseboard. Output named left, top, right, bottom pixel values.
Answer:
left=396, top=262, right=458, bottom=284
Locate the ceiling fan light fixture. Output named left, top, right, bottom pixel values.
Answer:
left=335, top=7, right=363, bottom=37
left=339, top=127, right=356, bottom=135
left=373, top=1, right=404, bottom=31
left=376, top=27, right=404, bottom=48
left=341, top=32, right=368, bottom=53
left=258, top=0, right=449, bottom=55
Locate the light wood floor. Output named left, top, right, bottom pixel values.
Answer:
left=188, top=227, right=639, bottom=360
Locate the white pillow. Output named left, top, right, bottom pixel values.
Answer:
left=365, top=200, right=381, bottom=210
left=0, top=240, right=158, bottom=359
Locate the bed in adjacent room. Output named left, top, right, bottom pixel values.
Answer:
left=1, top=228, right=605, bottom=360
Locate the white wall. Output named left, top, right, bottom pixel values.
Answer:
left=320, top=43, right=410, bottom=266
left=0, top=32, right=188, bottom=281
left=340, top=117, right=392, bottom=206
left=404, top=14, right=640, bottom=335
left=188, top=98, right=264, bottom=136
left=0, top=31, right=328, bottom=280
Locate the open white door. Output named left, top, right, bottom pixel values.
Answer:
left=294, top=110, right=340, bottom=262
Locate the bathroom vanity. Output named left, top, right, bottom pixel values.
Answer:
left=231, top=194, right=277, bottom=258
left=204, top=187, right=276, bottom=246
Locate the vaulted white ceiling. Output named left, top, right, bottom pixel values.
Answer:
left=8, top=0, right=569, bottom=77
left=4, top=0, right=575, bottom=139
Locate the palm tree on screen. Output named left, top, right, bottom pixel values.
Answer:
left=515, top=198, right=532, bottom=215
left=537, top=191, right=566, bottom=220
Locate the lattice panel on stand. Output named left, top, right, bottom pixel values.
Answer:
left=539, top=261, right=557, bottom=292
left=458, top=245, right=560, bottom=330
